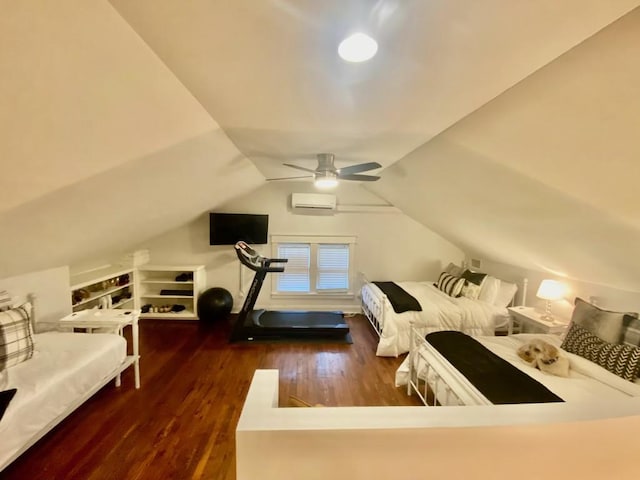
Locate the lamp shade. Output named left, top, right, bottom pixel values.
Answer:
left=536, top=280, right=565, bottom=301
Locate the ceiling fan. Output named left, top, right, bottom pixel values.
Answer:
left=267, top=153, right=382, bottom=188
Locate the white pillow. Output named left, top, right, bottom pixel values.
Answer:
left=493, top=281, right=518, bottom=308
left=478, top=276, right=500, bottom=305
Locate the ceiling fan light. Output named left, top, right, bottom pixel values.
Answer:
left=314, top=171, right=338, bottom=189
left=314, top=177, right=338, bottom=189
left=338, top=33, right=378, bottom=62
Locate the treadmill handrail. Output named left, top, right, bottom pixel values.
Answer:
left=235, top=241, right=288, bottom=273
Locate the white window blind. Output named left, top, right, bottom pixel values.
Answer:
left=276, top=243, right=310, bottom=292
left=317, top=244, right=349, bottom=291
left=271, top=236, right=355, bottom=296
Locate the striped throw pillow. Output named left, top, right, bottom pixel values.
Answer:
left=561, top=323, right=640, bottom=382
left=0, top=304, right=34, bottom=370
left=435, top=272, right=465, bottom=297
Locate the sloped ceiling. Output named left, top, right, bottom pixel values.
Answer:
left=1, top=0, right=639, bottom=290
left=368, top=8, right=640, bottom=291
left=0, top=0, right=263, bottom=277
left=108, top=0, right=639, bottom=178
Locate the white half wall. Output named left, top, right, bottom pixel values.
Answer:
left=237, top=370, right=640, bottom=480
left=134, top=182, right=463, bottom=312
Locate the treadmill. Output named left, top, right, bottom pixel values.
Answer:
left=230, top=241, right=350, bottom=341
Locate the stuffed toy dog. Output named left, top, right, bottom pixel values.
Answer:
left=517, top=339, right=570, bottom=377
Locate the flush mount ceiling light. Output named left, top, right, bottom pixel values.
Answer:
left=338, top=33, right=378, bottom=62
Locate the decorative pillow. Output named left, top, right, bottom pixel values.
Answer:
left=570, top=297, right=638, bottom=345
left=460, top=270, right=487, bottom=300
left=435, top=272, right=465, bottom=298
left=478, top=276, right=501, bottom=305
left=444, top=262, right=464, bottom=277
left=0, top=291, right=12, bottom=312
left=0, top=304, right=34, bottom=370
left=621, top=315, right=640, bottom=348
left=0, top=388, right=17, bottom=420
left=493, top=281, right=518, bottom=308
left=561, top=323, right=640, bottom=382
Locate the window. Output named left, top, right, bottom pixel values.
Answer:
left=271, top=236, right=356, bottom=296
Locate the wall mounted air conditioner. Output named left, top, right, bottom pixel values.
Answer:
left=291, top=193, right=337, bottom=210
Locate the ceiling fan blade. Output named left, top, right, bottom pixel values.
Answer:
left=338, top=174, right=381, bottom=182
left=266, top=175, right=313, bottom=181
left=283, top=163, right=317, bottom=174
left=337, top=162, right=382, bottom=175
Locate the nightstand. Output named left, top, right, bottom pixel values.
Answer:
left=507, top=306, right=570, bottom=336
left=56, top=309, right=140, bottom=388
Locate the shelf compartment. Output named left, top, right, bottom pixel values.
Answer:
left=138, top=270, right=194, bottom=283
left=140, top=280, right=195, bottom=285
left=141, top=294, right=194, bottom=299
left=71, top=266, right=134, bottom=290
left=72, top=283, right=133, bottom=308
left=140, top=311, right=197, bottom=320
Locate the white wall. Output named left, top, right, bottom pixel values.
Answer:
left=135, top=181, right=463, bottom=312
left=467, top=257, right=640, bottom=318
left=0, top=266, right=71, bottom=328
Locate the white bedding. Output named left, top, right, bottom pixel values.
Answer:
left=364, top=281, right=509, bottom=357
left=0, top=332, right=126, bottom=469
left=396, top=333, right=640, bottom=403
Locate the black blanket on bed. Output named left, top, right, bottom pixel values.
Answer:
left=426, top=331, right=564, bottom=404
left=372, top=281, right=422, bottom=313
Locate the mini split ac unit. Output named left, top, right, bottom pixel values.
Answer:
left=291, top=193, right=336, bottom=210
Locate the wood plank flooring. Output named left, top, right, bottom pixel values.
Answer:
left=3, top=315, right=420, bottom=479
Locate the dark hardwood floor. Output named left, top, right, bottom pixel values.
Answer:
left=2, top=314, right=420, bottom=480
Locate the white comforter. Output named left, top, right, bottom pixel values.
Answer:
left=0, top=332, right=126, bottom=470
left=396, top=333, right=640, bottom=402
left=367, top=281, right=508, bottom=357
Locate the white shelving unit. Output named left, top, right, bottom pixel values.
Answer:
left=137, top=265, right=206, bottom=320
left=70, top=266, right=136, bottom=312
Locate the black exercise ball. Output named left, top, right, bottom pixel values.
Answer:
left=197, top=287, right=233, bottom=322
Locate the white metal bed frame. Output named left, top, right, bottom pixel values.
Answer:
left=406, top=323, right=493, bottom=406
left=1, top=293, right=139, bottom=472
left=361, top=276, right=529, bottom=340
left=361, top=282, right=384, bottom=336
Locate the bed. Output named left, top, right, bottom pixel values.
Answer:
left=398, top=298, right=640, bottom=406
left=0, top=294, right=135, bottom=472
left=361, top=266, right=524, bottom=357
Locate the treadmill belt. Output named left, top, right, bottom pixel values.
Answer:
left=257, top=311, right=347, bottom=329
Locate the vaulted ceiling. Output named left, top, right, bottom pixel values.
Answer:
left=1, top=1, right=639, bottom=291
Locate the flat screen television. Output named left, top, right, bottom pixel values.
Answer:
left=209, top=213, right=269, bottom=245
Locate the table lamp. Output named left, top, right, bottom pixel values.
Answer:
left=536, top=279, right=565, bottom=321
